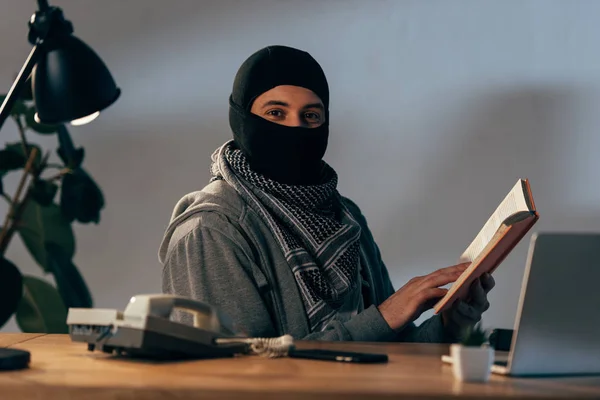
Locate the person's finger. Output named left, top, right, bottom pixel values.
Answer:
left=436, top=263, right=470, bottom=275
left=407, top=263, right=468, bottom=289
left=481, top=273, right=496, bottom=293
left=423, top=296, right=446, bottom=310
left=418, top=287, right=448, bottom=303
left=469, top=278, right=488, bottom=308
left=420, top=270, right=463, bottom=289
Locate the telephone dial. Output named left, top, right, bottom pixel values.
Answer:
left=67, top=294, right=293, bottom=360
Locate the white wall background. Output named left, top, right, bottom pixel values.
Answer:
left=1, top=0, right=599, bottom=333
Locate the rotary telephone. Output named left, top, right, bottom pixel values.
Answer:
left=66, top=294, right=292, bottom=360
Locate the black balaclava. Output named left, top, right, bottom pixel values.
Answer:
left=229, top=45, right=330, bottom=185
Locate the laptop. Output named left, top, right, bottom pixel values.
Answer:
left=444, top=232, right=600, bottom=377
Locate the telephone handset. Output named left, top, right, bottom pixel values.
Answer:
left=67, top=294, right=292, bottom=360
left=122, top=294, right=236, bottom=336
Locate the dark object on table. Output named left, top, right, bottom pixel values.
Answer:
left=489, top=328, right=514, bottom=352
left=0, top=348, right=30, bottom=371
left=289, top=348, right=388, bottom=364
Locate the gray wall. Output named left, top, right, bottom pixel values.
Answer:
left=1, top=0, right=599, bottom=332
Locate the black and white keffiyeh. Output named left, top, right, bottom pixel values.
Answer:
left=210, top=141, right=363, bottom=332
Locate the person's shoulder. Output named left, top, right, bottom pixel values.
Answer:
left=198, top=179, right=247, bottom=214
left=175, top=179, right=246, bottom=220
left=159, top=180, right=249, bottom=264
left=340, top=195, right=366, bottom=223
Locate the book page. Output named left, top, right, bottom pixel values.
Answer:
left=459, top=180, right=530, bottom=263
left=445, top=225, right=508, bottom=299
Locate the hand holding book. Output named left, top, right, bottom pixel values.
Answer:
left=378, top=179, right=537, bottom=334
left=433, top=179, right=539, bottom=314
left=440, top=272, right=496, bottom=338
left=378, top=263, right=470, bottom=331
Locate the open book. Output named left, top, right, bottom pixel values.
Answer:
left=433, top=179, right=539, bottom=314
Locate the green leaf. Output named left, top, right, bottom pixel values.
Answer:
left=56, top=126, right=85, bottom=169
left=30, top=179, right=58, bottom=206
left=18, top=202, right=75, bottom=272
left=57, top=147, right=85, bottom=169
left=45, top=242, right=93, bottom=309
left=461, top=323, right=489, bottom=347
left=60, top=168, right=104, bottom=224
left=24, top=107, right=59, bottom=134
left=0, top=257, right=23, bottom=329
left=0, top=95, right=27, bottom=116
left=0, top=148, right=25, bottom=171
left=0, top=142, right=42, bottom=174
left=15, top=275, right=68, bottom=333
left=11, top=142, right=42, bottom=167
left=12, top=101, right=27, bottom=116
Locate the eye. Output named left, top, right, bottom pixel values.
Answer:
left=304, top=111, right=321, bottom=122
left=265, top=108, right=285, bottom=121
left=267, top=110, right=283, bottom=118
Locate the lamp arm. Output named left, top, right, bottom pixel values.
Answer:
left=37, top=0, right=50, bottom=12
left=0, top=44, right=43, bottom=131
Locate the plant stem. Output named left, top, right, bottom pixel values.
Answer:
left=11, top=151, right=35, bottom=209
left=0, top=147, right=38, bottom=256
left=13, top=115, right=30, bottom=159
left=47, top=168, right=72, bottom=182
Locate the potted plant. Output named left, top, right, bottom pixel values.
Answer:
left=0, top=84, right=103, bottom=333
left=450, top=323, right=494, bottom=382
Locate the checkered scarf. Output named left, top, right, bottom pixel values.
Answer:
left=210, top=141, right=362, bottom=332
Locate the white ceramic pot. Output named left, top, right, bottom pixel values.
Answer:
left=450, top=344, right=494, bottom=383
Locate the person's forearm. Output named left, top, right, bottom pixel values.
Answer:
left=300, top=305, right=399, bottom=341
left=396, top=314, right=456, bottom=343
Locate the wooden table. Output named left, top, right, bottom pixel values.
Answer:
left=0, top=334, right=599, bottom=399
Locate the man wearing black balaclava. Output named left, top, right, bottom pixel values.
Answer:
left=159, top=45, right=495, bottom=341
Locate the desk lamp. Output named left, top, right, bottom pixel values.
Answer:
left=0, top=0, right=120, bottom=130
left=0, top=0, right=120, bottom=371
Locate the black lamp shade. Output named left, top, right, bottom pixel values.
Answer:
left=32, top=35, right=120, bottom=125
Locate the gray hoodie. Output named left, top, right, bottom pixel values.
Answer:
left=159, top=179, right=454, bottom=342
